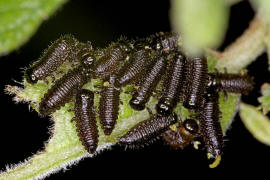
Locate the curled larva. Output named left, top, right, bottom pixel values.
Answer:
left=162, top=119, right=199, bottom=149
left=25, top=35, right=79, bottom=84
left=75, top=89, right=98, bottom=154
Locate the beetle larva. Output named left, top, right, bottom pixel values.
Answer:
left=91, top=41, right=131, bottom=80
left=25, top=35, right=79, bottom=84
left=162, top=119, right=199, bottom=149
left=208, top=73, right=254, bottom=95
left=150, top=32, right=179, bottom=53
left=99, top=75, right=121, bottom=135
left=183, top=57, right=208, bottom=110
left=129, top=54, right=167, bottom=111
left=199, top=91, right=223, bottom=158
left=39, top=67, right=88, bottom=115
left=75, top=89, right=98, bottom=154
left=116, top=48, right=153, bottom=86
left=119, top=114, right=178, bottom=145
left=156, top=51, right=186, bottom=116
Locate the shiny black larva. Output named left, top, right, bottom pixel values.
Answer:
left=39, top=67, right=87, bottom=115
left=25, top=35, right=79, bottom=84
left=208, top=73, right=254, bottom=95
left=24, top=32, right=254, bottom=161
left=99, top=75, right=121, bottom=135
left=119, top=114, right=178, bottom=145
left=91, top=41, right=131, bottom=80
left=183, top=57, right=208, bottom=110
left=156, top=51, right=186, bottom=116
left=199, top=91, right=223, bottom=158
left=75, top=89, right=98, bottom=154
left=129, top=54, right=167, bottom=111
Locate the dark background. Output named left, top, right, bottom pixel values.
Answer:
left=0, top=0, right=269, bottom=179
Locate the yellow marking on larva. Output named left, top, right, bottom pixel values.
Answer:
left=169, top=124, right=177, bottom=132
left=103, top=81, right=110, bottom=87
left=193, top=141, right=201, bottom=150
left=209, top=155, right=221, bottom=168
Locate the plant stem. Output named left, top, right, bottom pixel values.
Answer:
left=215, top=17, right=268, bottom=73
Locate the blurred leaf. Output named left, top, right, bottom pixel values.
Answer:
left=258, top=83, right=270, bottom=114
left=250, top=0, right=270, bottom=22
left=240, top=103, right=270, bottom=146
left=170, top=0, right=229, bottom=56
left=0, top=0, right=67, bottom=56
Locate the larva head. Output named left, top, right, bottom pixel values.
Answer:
left=151, top=32, right=179, bottom=52
left=78, top=43, right=95, bottom=68
left=156, top=98, right=173, bottom=116
left=76, top=89, right=94, bottom=102
left=24, top=67, right=38, bottom=84
left=182, top=119, right=199, bottom=135
left=129, top=96, right=145, bottom=111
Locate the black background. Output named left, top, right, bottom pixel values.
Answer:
left=0, top=0, right=269, bottom=179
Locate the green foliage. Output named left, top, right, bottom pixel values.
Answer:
left=0, top=0, right=67, bottom=56
left=170, top=0, right=229, bottom=56
left=258, top=83, right=270, bottom=114
left=240, top=103, right=270, bottom=146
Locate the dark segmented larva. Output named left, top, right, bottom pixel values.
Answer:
left=208, top=73, right=254, bottom=95
left=99, top=75, right=121, bottom=135
left=119, top=114, right=178, bottom=145
left=39, top=67, right=87, bottom=115
left=199, top=91, right=223, bottom=158
left=91, top=41, right=130, bottom=80
left=116, top=48, right=153, bottom=86
left=150, top=32, right=179, bottom=52
left=156, top=51, right=186, bottom=116
left=75, top=89, right=98, bottom=154
left=183, top=57, right=208, bottom=110
left=25, top=35, right=79, bottom=84
left=129, top=54, right=167, bottom=111
left=162, top=119, right=199, bottom=149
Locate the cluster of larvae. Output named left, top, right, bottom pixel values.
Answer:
left=25, top=32, right=254, bottom=161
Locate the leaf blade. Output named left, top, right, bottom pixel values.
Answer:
left=0, top=0, right=68, bottom=56
left=240, top=103, right=270, bottom=146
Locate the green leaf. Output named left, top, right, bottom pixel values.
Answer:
left=170, top=0, right=229, bottom=56
left=258, top=83, right=270, bottom=114
left=240, top=103, right=270, bottom=146
left=0, top=0, right=68, bottom=56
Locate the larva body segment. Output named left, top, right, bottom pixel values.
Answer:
left=199, top=92, right=223, bottom=158
left=92, top=42, right=130, bottom=80
left=116, top=48, right=153, bottom=86
left=119, top=114, right=178, bottom=145
left=99, top=75, right=121, bottom=135
left=208, top=73, right=254, bottom=95
left=162, top=119, right=198, bottom=149
left=156, top=51, right=186, bottom=116
left=129, top=54, right=167, bottom=111
left=39, top=67, right=87, bottom=115
left=75, top=89, right=98, bottom=154
left=183, top=57, right=208, bottom=110
left=150, top=32, right=179, bottom=52
left=25, top=35, right=79, bottom=84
